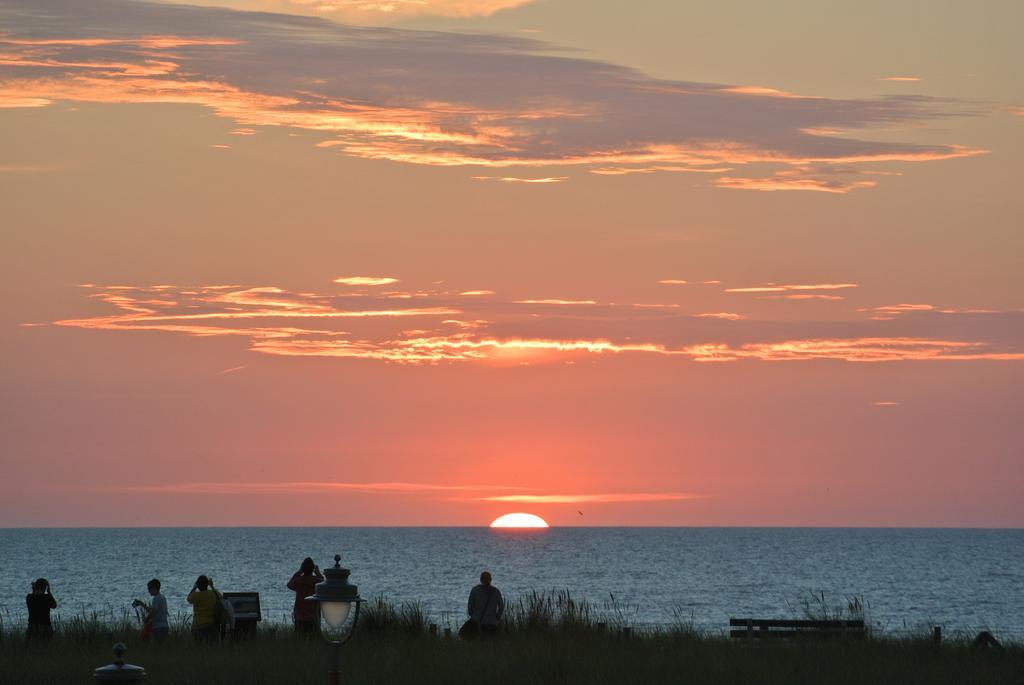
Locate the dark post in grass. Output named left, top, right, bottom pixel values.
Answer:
left=307, top=554, right=363, bottom=685
left=93, top=643, right=146, bottom=683
left=933, top=626, right=942, bottom=645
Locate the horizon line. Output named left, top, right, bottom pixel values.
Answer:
left=2, top=525, right=1022, bottom=530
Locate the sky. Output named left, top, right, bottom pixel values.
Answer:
left=1, top=0, right=1022, bottom=527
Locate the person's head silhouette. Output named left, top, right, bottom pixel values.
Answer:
left=480, top=571, right=492, bottom=586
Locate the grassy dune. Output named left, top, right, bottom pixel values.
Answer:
left=3, top=629, right=1023, bottom=685
left=2, top=594, right=1021, bottom=684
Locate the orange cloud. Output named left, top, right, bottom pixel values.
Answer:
left=479, top=493, right=700, bottom=503
left=695, top=312, right=746, bottom=321
left=726, top=283, right=858, bottom=293
left=682, top=338, right=1024, bottom=363
left=334, top=276, right=400, bottom=286
left=0, top=0, right=987, bottom=191
left=876, top=303, right=935, bottom=312
left=105, top=481, right=531, bottom=495
left=283, top=0, right=537, bottom=22
left=254, top=335, right=675, bottom=364
left=514, top=299, right=598, bottom=305
left=0, top=36, right=241, bottom=48
left=879, top=76, right=922, bottom=82
left=472, top=176, right=568, bottom=183
left=715, top=174, right=876, bottom=193
left=590, top=165, right=731, bottom=176
left=45, top=282, right=1024, bottom=366
left=771, top=294, right=846, bottom=301
left=657, top=279, right=688, bottom=285
left=218, top=365, right=247, bottom=374
left=720, top=86, right=810, bottom=99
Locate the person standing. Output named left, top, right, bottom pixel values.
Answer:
left=133, top=578, right=169, bottom=641
left=467, top=571, right=504, bottom=636
left=287, top=557, right=324, bottom=633
left=187, top=575, right=220, bottom=642
left=26, top=578, right=57, bottom=641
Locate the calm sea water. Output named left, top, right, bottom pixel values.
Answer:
left=1, top=528, right=1021, bottom=639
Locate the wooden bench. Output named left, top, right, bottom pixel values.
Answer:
left=729, top=618, right=864, bottom=639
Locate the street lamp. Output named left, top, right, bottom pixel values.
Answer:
left=307, top=554, right=363, bottom=685
left=93, top=643, right=146, bottom=683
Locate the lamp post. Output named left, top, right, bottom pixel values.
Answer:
left=307, top=554, right=363, bottom=685
left=93, top=643, right=146, bottom=683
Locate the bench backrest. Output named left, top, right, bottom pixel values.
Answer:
left=729, top=618, right=864, bottom=638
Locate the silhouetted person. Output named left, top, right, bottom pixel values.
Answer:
left=973, top=631, right=1003, bottom=650
left=467, top=571, right=504, bottom=636
left=133, top=578, right=169, bottom=641
left=287, top=557, right=324, bottom=633
left=26, top=578, right=57, bottom=641
left=187, top=575, right=220, bottom=642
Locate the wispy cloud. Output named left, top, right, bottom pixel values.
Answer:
left=682, top=338, right=1024, bottom=363
left=715, top=173, right=876, bottom=193
left=478, top=493, right=700, bottom=504
left=43, top=282, right=1024, bottom=365
left=218, top=365, right=247, bottom=374
left=0, top=164, right=57, bottom=173
left=514, top=299, right=598, bottom=306
left=472, top=176, right=568, bottom=183
left=590, top=165, right=730, bottom=176
left=657, top=279, right=688, bottom=285
left=334, top=276, right=399, bottom=286
left=0, top=0, right=985, bottom=190
left=879, top=76, right=922, bottom=82
left=770, top=294, right=846, bottom=301
left=726, top=283, right=858, bottom=293
left=104, top=481, right=531, bottom=495
left=165, top=0, right=540, bottom=23
left=875, top=303, right=935, bottom=312
left=695, top=312, right=745, bottom=321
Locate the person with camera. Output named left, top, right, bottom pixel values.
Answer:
left=133, top=578, right=169, bottom=641
left=26, top=578, right=58, bottom=641
left=186, top=575, right=221, bottom=642
left=287, top=557, right=324, bottom=633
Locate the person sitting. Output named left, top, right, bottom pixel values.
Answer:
left=287, top=557, right=324, bottom=634
left=133, top=578, right=169, bottom=641
left=466, top=571, right=505, bottom=636
left=187, top=575, right=221, bottom=642
left=26, top=578, right=57, bottom=641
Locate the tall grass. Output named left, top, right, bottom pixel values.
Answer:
left=358, top=594, right=428, bottom=634
left=3, top=592, right=1021, bottom=685
left=2, top=619, right=1021, bottom=685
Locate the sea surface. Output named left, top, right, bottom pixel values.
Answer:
left=1, top=528, right=1022, bottom=640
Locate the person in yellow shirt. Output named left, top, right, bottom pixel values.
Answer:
left=187, top=575, right=220, bottom=642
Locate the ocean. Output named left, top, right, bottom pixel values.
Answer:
left=1, top=528, right=1021, bottom=639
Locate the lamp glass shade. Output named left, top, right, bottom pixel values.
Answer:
left=321, top=600, right=353, bottom=633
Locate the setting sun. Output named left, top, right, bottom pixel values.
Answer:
left=490, top=513, right=550, bottom=528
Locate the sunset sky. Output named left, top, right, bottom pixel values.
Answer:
left=1, top=0, right=1022, bottom=527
